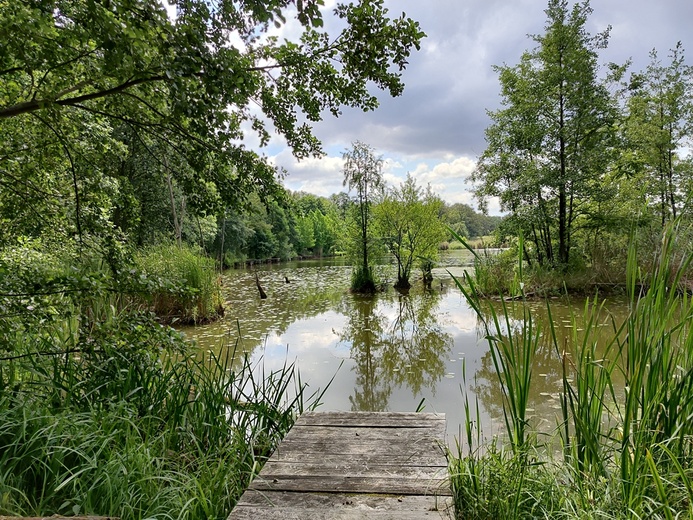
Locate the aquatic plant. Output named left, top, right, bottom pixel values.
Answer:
left=448, top=220, right=693, bottom=519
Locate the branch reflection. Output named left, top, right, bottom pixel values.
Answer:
left=336, top=288, right=453, bottom=411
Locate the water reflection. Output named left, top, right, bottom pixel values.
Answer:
left=179, top=254, right=632, bottom=440
left=472, top=297, right=630, bottom=434
left=336, top=289, right=453, bottom=412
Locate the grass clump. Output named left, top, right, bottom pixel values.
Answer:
left=134, top=243, right=224, bottom=324
left=449, top=220, right=693, bottom=519
left=350, top=265, right=378, bottom=293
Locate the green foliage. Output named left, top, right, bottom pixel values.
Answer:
left=0, top=0, right=424, bottom=255
left=472, top=1, right=693, bottom=281
left=623, top=43, right=693, bottom=225
left=449, top=441, right=572, bottom=519
left=375, top=174, right=447, bottom=289
left=350, top=265, right=378, bottom=293
left=0, top=239, right=323, bottom=518
left=466, top=248, right=519, bottom=297
left=0, top=308, right=321, bottom=519
left=134, top=243, right=223, bottom=324
left=473, top=0, right=619, bottom=268
left=441, top=203, right=501, bottom=240
left=209, top=191, right=346, bottom=265
left=449, top=219, right=693, bottom=519
left=343, top=141, right=384, bottom=292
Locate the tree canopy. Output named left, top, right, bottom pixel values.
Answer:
left=375, top=174, right=446, bottom=289
left=342, top=140, right=384, bottom=292
left=473, top=0, right=617, bottom=268
left=0, top=0, right=425, bottom=250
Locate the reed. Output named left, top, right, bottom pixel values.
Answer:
left=0, top=308, right=322, bottom=519
left=133, top=243, right=224, bottom=324
left=448, top=219, right=693, bottom=519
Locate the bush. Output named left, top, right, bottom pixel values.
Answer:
left=469, top=248, right=518, bottom=297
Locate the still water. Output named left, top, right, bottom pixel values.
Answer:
left=179, top=252, right=628, bottom=442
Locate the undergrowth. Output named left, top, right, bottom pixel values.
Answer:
left=0, top=240, right=322, bottom=519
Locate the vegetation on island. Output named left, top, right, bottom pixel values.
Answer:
left=375, top=174, right=447, bottom=289
left=341, top=141, right=384, bottom=292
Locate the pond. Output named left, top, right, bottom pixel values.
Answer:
left=179, top=251, right=630, bottom=441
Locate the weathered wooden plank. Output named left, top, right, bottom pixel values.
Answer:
left=259, top=460, right=446, bottom=479
left=236, top=490, right=452, bottom=511
left=230, top=491, right=453, bottom=519
left=296, top=411, right=445, bottom=428
left=276, top=435, right=444, bottom=457
left=228, top=508, right=451, bottom=520
left=227, top=412, right=452, bottom=519
left=249, top=474, right=450, bottom=496
left=267, top=450, right=446, bottom=467
left=286, top=424, right=447, bottom=442
left=272, top=436, right=443, bottom=458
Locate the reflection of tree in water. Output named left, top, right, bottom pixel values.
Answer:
left=472, top=323, right=563, bottom=428
left=336, top=288, right=453, bottom=412
left=342, top=296, right=391, bottom=411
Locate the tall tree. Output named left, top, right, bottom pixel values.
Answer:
left=0, top=0, right=425, bottom=248
left=625, top=43, right=693, bottom=225
left=342, top=141, right=384, bottom=292
left=375, top=175, right=446, bottom=289
left=473, top=0, right=617, bottom=267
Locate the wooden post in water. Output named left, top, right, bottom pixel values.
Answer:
left=254, top=272, right=267, bottom=299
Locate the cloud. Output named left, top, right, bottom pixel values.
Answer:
left=271, top=150, right=346, bottom=196
left=250, top=0, right=692, bottom=214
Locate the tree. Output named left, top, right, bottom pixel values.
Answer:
left=440, top=202, right=503, bottom=240
left=0, top=0, right=425, bottom=249
left=473, top=0, right=617, bottom=268
left=624, top=43, right=693, bottom=225
left=375, top=175, right=446, bottom=289
left=342, top=141, right=384, bottom=292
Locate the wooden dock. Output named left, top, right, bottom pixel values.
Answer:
left=228, top=411, right=452, bottom=519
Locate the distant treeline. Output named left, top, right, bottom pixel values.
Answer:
left=145, top=188, right=503, bottom=267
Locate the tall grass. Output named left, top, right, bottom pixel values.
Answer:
left=448, top=220, right=693, bottom=519
left=0, top=310, right=323, bottom=519
left=134, top=243, right=224, bottom=324
left=0, top=241, right=324, bottom=518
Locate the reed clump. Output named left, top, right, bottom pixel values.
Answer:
left=134, top=243, right=224, bottom=324
left=449, top=221, right=693, bottom=519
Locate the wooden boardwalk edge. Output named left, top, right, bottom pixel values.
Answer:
left=228, top=411, right=453, bottom=519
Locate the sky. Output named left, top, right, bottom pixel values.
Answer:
left=253, top=0, right=693, bottom=213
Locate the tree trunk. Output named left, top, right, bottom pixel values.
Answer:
left=667, top=123, right=677, bottom=219
left=558, top=69, right=568, bottom=267
left=164, top=155, right=183, bottom=246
